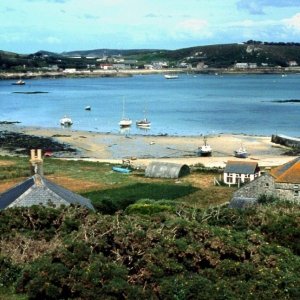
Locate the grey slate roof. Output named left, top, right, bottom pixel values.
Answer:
left=224, top=161, right=259, bottom=174
left=0, top=175, right=94, bottom=210
left=42, top=177, right=94, bottom=210
left=0, top=178, right=34, bottom=209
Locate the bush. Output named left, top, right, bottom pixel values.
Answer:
left=125, top=199, right=175, bottom=215
left=0, top=257, right=21, bottom=287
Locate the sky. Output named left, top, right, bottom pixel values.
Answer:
left=1, top=0, right=300, bottom=53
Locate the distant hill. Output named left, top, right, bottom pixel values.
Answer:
left=61, top=42, right=300, bottom=68
left=1, top=42, right=300, bottom=71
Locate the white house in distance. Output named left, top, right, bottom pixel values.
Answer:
left=223, top=161, right=261, bottom=185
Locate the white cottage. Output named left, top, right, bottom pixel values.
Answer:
left=223, top=161, right=261, bottom=185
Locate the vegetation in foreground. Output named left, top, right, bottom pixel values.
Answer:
left=0, top=156, right=299, bottom=299
left=0, top=201, right=299, bottom=299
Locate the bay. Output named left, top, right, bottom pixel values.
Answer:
left=0, top=73, right=299, bottom=136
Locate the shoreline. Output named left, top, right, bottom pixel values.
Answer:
left=1, top=67, right=300, bottom=80
left=0, top=124, right=296, bottom=168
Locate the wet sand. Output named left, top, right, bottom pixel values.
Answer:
left=3, top=125, right=294, bottom=168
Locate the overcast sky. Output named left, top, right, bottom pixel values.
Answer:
left=1, top=0, right=300, bottom=53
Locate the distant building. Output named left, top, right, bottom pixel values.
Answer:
left=0, top=150, right=94, bottom=210
left=144, top=64, right=154, bottom=70
left=100, top=64, right=113, bottom=70
left=234, top=63, right=248, bottom=69
left=223, top=161, right=261, bottom=185
left=63, top=68, right=76, bottom=73
left=196, top=62, right=208, bottom=69
left=288, top=61, right=298, bottom=67
left=249, top=63, right=257, bottom=69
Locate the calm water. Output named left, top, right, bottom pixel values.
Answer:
left=0, top=74, right=299, bottom=136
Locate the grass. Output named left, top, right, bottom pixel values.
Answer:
left=0, top=155, right=234, bottom=210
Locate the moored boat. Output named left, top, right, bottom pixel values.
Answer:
left=197, top=137, right=212, bottom=156
left=119, top=98, right=132, bottom=127
left=60, top=116, right=73, bottom=126
left=12, top=79, right=25, bottom=85
left=136, top=118, right=151, bottom=127
left=164, top=74, right=178, bottom=79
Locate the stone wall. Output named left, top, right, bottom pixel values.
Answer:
left=275, top=182, right=300, bottom=203
left=233, top=174, right=276, bottom=199
left=271, top=134, right=300, bottom=148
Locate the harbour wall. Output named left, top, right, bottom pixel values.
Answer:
left=271, top=134, right=300, bottom=148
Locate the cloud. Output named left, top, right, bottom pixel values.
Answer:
left=172, top=18, right=212, bottom=41
left=83, top=14, right=99, bottom=20
left=25, top=0, right=69, bottom=3
left=237, top=0, right=300, bottom=15
left=145, top=13, right=158, bottom=18
left=283, top=13, right=300, bottom=32
left=178, top=19, right=209, bottom=34
left=45, top=36, right=61, bottom=44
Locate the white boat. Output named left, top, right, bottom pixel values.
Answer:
left=136, top=107, right=151, bottom=128
left=60, top=116, right=73, bottom=126
left=85, top=106, right=91, bottom=111
left=234, top=146, right=248, bottom=158
left=197, top=137, right=212, bottom=156
left=12, top=79, right=25, bottom=85
left=119, top=98, right=132, bottom=127
left=136, top=118, right=151, bottom=128
left=164, top=74, right=178, bottom=79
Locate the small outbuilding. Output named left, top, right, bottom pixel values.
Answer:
left=145, top=162, right=190, bottom=179
left=223, top=160, right=261, bottom=185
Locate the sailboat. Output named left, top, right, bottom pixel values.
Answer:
left=118, top=98, right=132, bottom=127
left=136, top=106, right=151, bottom=128
left=60, top=115, right=73, bottom=126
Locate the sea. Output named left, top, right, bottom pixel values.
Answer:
left=0, top=73, right=299, bottom=137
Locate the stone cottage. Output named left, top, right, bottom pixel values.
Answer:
left=229, top=157, right=300, bottom=208
left=0, top=149, right=94, bottom=210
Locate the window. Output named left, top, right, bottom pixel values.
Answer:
left=227, top=177, right=233, bottom=183
left=294, top=190, right=299, bottom=197
left=265, top=183, right=269, bottom=188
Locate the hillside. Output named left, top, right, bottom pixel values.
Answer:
left=1, top=42, right=300, bottom=72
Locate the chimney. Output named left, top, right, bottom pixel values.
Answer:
left=30, top=149, right=44, bottom=176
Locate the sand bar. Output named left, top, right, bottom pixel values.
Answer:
left=0, top=124, right=296, bottom=168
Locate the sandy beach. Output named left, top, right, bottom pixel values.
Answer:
left=1, top=124, right=294, bottom=169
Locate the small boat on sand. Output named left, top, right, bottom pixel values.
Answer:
left=60, top=116, right=73, bottom=126
left=112, top=166, right=131, bottom=173
left=234, top=145, right=248, bottom=158
left=12, top=79, right=25, bottom=85
left=197, top=137, right=212, bottom=156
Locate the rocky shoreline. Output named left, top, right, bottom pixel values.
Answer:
left=0, top=130, right=77, bottom=156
